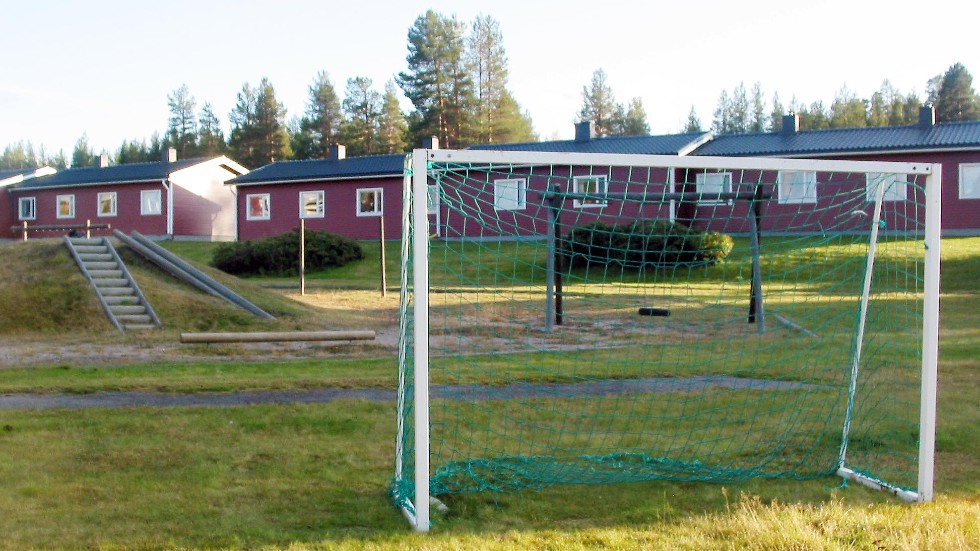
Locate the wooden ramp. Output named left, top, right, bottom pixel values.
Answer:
left=64, top=236, right=161, bottom=332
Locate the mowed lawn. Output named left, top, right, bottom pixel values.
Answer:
left=0, top=238, right=976, bottom=549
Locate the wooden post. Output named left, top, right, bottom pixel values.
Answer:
left=379, top=215, right=387, bottom=297
left=85, top=219, right=91, bottom=239
left=22, top=221, right=27, bottom=242
left=300, top=218, right=306, bottom=296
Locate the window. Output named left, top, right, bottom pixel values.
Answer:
left=493, top=178, right=527, bottom=211
left=141, top=190, right=162, bottom=215
left=960, top=164, right=980, bottom=199
left=357, top=188, right=383, bottom=217
left=18, top=197, right=36, bottom=221
left=572, top=175, right=607, bottom=208
left=866, top=173, right=907, bottom=202
left=777, top=171, right=817, bottom=204
left=299, top=190, right=325, bottom=218
left=246, top=193, right=271, bottom=220
left=695, top=172, right=733, bottom=204
left=56, top=194, right=75, bottom=219
left=97, top=192, right=117, bottom=217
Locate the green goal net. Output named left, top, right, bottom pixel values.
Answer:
left=392, top=150, right=940, bottom=530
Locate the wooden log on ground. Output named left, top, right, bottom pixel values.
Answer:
left=180, top=330, right=376, bottom=344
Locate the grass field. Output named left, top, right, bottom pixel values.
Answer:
left=0, top=237, right=975, bottom=549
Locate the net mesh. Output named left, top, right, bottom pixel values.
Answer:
left=392, top=153, right=929, bottom=512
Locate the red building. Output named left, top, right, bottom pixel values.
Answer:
left=227, top=146, right=406, bottom=241
left=8, top=150, right=247, bottom=240
left=688, top=108, right=980, bottom=236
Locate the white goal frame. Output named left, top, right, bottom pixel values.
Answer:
left=398, top=149, right=941, bottom=532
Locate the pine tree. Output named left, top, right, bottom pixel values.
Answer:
left=799, top=100, right=830, bottom=130
left=398, top=10, right=475, bottom=149
left=770, top=92, right=785, bottom=132
left=116, top=138, right=154, bottom=164
left=378, top=80, right=409, bottom=153
left=830, top=86, right=868, bottom=128
left=167, top=84, right=198, bottom=158
left=465, top=14, right=534, bottom=143
left=728, top=83, right=749, bottom=133
left=934, top=62, right=980, bottom=122
left=619, top=98, right=650, bottom=136
left=228, top=78, right=291, bottom=168
left=0, top=141, right=37, bottom=169
left=578, top=69, right=621, bottom=137
left=749, top=82, right=767, bottom=132
left=292, top=71, right=343, bottom=160
left=71, top=134, right=96, bottom=167
left=339, top=77, right=383, bottom=156
left=683, top=106, right=702, bottom=132
left=197, top=102, right=225, bottom=156
left=711, top=89, right=731, bottom=134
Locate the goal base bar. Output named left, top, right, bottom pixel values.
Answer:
left=836, top=467, right=922, bottom=503
left=399, top=501, right=428, bottom=532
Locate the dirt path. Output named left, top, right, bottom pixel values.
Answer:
left=0, top=376, right=813, bottom=410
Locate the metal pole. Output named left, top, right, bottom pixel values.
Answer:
left=552, top=184, right=564, bottom=326
left=748, top=185, right=764, bottom=332
left=545, top=191, right=556, bottom=333
left=85, top=219, right=91, bottom=239
left=22, top=221, right=27, bottom=241
left=380, top=215, right=388, bottom=297
left=410, top=151, right=430, bottom=531
left=918, top=164, right=942, bottom=502
left=300, top=219, right=306, bottom=296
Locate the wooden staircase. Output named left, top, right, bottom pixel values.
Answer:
left=64, top=236, right=161, bottom=332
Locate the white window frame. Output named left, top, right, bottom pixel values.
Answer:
left=56, top=194, right=75, bottom=219
left=695, top=172, right=733, bottom=205
left=866, top=173, right=907, bottom=202
left=246, top=193, right=271, bottom=221
left=959, top=163, right=980, bottom=199
left=777, top=170, right=818, bottom=205
left=18, top=197, right=36, bottom=221
left=299, top=190, right=325, bottom=219
left=572, top=175, right=607, bottom=208
left=97, top=191, right=117, bottom=217
left=357, top=187, right=384, bottom=217
left=141, top=189, right=162, bottom=215
left=493, top=178, right=527, bottom=211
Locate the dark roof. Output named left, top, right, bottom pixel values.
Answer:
left=12, top=158, right=216, bottom=191
left=469, top=132, right=711, bottom=155
left=228, top=154, right=407, bottom=186
left=692, top=120, right=980, bottom=157
left=0, top=168, right=38, bottom=181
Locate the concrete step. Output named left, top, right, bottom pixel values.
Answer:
left=110, top=305, right=146, bottom=315
left=88, top=269, right=123, bottom=279
left=104, top=295, right=139, bottom=304
left=75, top=245, right=108, bottom=254
left=69, top=238, right=103, bottom=246
left=100, top=287, right=136, bottom=297
left=86, top=261, right=118, bottom=270
left=93, top=278, right=129, bottom=287
left=124, top=324, right=159, bottom=331
left=117, top=314, right=152, bottom=324
left=79, top=253, right=113, bottom=262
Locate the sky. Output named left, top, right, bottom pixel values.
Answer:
left=2, top=0, right=976, bottom=162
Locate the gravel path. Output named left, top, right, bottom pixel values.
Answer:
left=0, top=376, right=813, bottom=410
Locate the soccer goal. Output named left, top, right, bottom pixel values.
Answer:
left=392, top=149, right=941, bottom=531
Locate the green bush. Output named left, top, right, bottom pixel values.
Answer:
left=563, top=220, right=733, bottom=269
left=212, top=229, right=364, bottom=276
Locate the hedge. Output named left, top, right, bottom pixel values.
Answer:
left=212, top=229, right=364, bottom=276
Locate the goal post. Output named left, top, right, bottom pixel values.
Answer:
left=393, top=149, right=940, bottom=531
